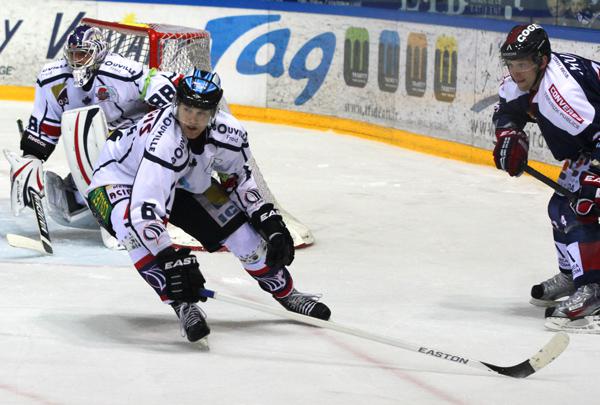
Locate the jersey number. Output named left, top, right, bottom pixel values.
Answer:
left=141, top=202, right=157, bottom=220
left=147, top=85, right=176, bottom=107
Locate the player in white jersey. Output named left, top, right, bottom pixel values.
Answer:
left=86, top=69, right=331, bottom=343
left=4, top=24, right=177, bottom=228
left=493, top=24, right=600, bottom=332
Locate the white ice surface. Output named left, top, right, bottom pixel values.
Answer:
left=0, top=100, right=598, bottom=405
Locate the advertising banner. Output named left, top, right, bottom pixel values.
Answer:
left=2, top=1, right=600, bottom=165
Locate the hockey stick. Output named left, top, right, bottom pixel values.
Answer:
left=5, top=120, right=54, bottom=254
left=6, top=188, right=53, bottom=254
left=524, top=165, right=600, bottom=217
left=199, top=288, right=569, bottom=378
left=524, top=166, right=575, bottom=199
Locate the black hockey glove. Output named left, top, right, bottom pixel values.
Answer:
left=251, top=203, right=295, bottom=269
left=20, top=130, right=56, bottom=161
left=157, top=247, right=206, bottom=303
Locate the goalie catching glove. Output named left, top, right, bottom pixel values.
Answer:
left=3, top=149, right=45, bottom=216
left=157, top=247, right=206, bottom=303
left=251, top=203, right=295, bottom=269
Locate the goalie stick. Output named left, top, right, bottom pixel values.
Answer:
left=6, top=188, right=53, bottom=254
left=6, top=119, right=54, bottom=254
left=199, top=288, right=569, bottom=378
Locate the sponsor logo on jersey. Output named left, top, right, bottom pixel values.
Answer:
left=548, top=84, right=584, bottom=124
left=51, top=83, right=69, bottom=107
left=406, top=33, right=427, bottom=97
left=244, top=189, right=263, bottom=204
left=107, top=185, right=131, bottom=202
left=103, top=60, right=138, bottom=76
left=143, top=223, right=166, bottom=242
left=378, top=30, right=399, bottom=93
left=434, top=35, right=457, bottom=103
left=148, top=116, right=173, bottom=152
left=212, top=122, right=248, bottom=141
left=344, top=27, right=369, bottom=88
left=95, top=85, right=118, bottom=102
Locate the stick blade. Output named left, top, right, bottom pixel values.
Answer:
left=483, top=332, right=570, bottom=378
left=7, top=233, right=53, bottom=255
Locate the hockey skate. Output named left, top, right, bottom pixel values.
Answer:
left=171, top=302, right=211, bottom=343
left=276, top=289, right=331, bottom=321
left=544, top=283, right=600, bottom=334
left=530, top=272, right=575, bottom=307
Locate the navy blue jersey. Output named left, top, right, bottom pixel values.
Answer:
left=493, top=53, right=600, bottom=161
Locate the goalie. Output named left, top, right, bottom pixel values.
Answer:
left=4, top=24, right=178, bottom=232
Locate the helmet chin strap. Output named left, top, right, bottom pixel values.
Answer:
left=531, top=64, right=546, bottom=92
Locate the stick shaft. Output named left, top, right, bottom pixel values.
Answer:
left=524, top=165, right=600, bottom=216
left=524, top=166, right=575, bottom=199
left=200, top=288, right=497, bottom=375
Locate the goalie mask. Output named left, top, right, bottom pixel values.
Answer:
left=64, top=25, right=108, bottom=88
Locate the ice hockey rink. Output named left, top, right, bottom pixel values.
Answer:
left=0, top=99, right=598, bottom=405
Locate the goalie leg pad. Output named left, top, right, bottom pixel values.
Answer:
left=61, top=106, right=109, bottom=195
left=45, top=171, right=97, bottom=229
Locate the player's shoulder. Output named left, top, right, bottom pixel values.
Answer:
left=498, top=74, right=527, bottom=102
left=36, top=59, right=71, bottom=86
left=98, top=53, right=145, bottom=81
left=207, top=110, right=248, bottom=148
left=143, top=107, right=188, bottom=166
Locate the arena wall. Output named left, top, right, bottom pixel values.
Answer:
left=2, top=0, right=599, bottom=177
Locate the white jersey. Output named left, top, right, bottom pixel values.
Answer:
left=25, top=53, right=177, bottom=150
left=180, top=109, right=266, bottom=218
left=89, top=106, right=190, bottom=255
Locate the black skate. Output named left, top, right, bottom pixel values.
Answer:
left=276, top=289, right=331, bottom=321
left=171, top=302, right=210, bottom=342
left=530, top=272, right=575, bottom=307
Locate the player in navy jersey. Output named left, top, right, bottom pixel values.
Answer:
left=493, top=23, right=600, bottom=332
left=4, top=24, right=177, bottom=230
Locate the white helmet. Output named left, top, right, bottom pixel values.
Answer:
left=63, top=25, right=108, bottom=87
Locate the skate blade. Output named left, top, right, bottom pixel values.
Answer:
left=545, top=315, right=600, bottom=334
left=192, top=336, right=210, bottom=351
left=530, top=297, right=568, bottom=308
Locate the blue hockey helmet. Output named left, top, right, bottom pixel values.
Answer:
left=63, top=24, right=108, bottom=87
left=176, top=69, right=223, bottom=110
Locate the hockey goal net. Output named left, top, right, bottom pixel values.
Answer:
left=81, top=18, right=314, bottom=249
